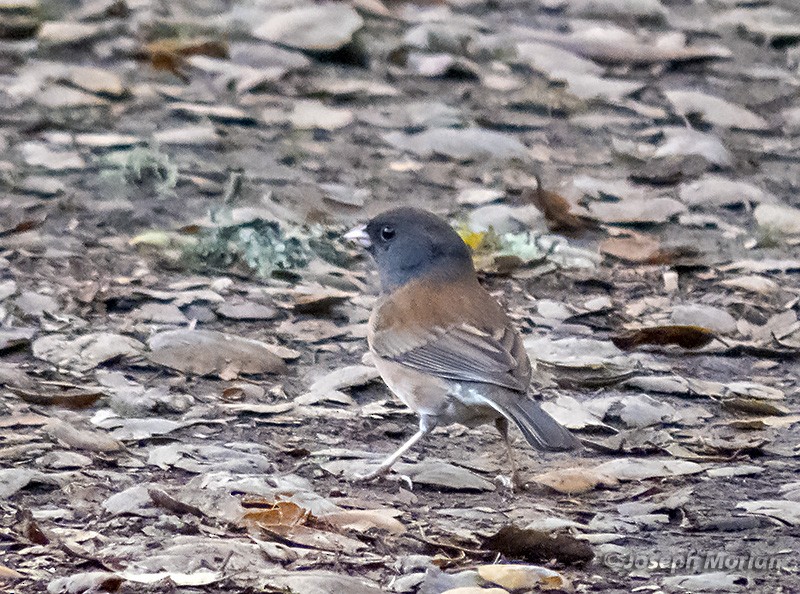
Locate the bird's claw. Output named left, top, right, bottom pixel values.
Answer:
left=495, top=473, right=528, bottom=492
left=495, top=473, right=514, bottom=490
left=352, top=471, right=382, bottom=483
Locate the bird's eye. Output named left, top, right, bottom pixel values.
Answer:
left=380, top=225, right=395, bottom=242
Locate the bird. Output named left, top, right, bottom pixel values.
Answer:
left=344, top=207, right=578, bottom=484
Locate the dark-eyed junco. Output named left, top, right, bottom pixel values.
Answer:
left=345, top=207, right=577, bottom=483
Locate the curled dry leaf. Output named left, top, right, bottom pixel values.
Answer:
left=14, top=508, right=49, bottom=545
left=46, top=419, right=124, bottom=453
left=147, top=488, right=204, bottom=518
left=0, top=564, right=24, bottom=579
left=242, top=500, right=310, bottom=528
left=611, top=325, right=718, bottom=350
left=10, top=387, right=103, bottom=409
left=47, top=572, right=123, bottom=594
left=148, top=329, right=288, bottom=379
left=482, top=525, right=594, bottom=565
left=140, top=38, right=228, bottom=80
left=600, top=232, right=699, bottom=265
left=241, top=498, right=366, bottom=554
left=293, top=289, right=353, bottom=314
left=533, top=466, right=619, bottom=494
left=522, top=181, right=596, bottom=236
left=477, top=564, right=567, bottom=591
left=33, top=333, right=144, bottom=372
left=321, top=509, right=406, bottom=535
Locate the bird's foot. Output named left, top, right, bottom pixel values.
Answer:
left=353, top=470, right=414, bottom=490
left=352, top=470, right=384, bottom=482
left=495, top=472, right=528, bottom=493
left=352, top=462, right=392, bottom=483
left=495, top=474, right=514, bottom=490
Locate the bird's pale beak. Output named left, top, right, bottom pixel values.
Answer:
left=344, top=224, right=372, bottom=248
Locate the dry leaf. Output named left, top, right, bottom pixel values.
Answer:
left=242, top=498, right=365, bottom=554
left=523, top=180, right=596, bottom=236
left=600, top=233, right=660, bottom=263
left=482, top=525, right=594, bottom=565
left=0, top=564, right=23, bottom=579
left=293, top=289, right=353, bottom=315
left=242, top=500, right=310, bottom=528
left=141, top=38, right=228, bottom=80
left=533, top=466, right=619, bottom=494
left=148, top=329, right=288, bottom=379
left=11, top=387, right=104, bottom=409
left=321, top=509, right=406, bottom=535
left=600, top=232, right=699, bottom=265
left=477, top=564, right=567, bottom=591
left=611, top=325, right=717, bottom=350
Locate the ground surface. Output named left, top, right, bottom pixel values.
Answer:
left=1, top=0, right=800, bottom=593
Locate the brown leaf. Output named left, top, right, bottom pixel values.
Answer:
left=241, top=498, right=366, bottom=554
left=242, top=500, right=311, bottom=528
left=600, top=232, right=660, bottom=263
left=0, top=564, right=23, bottom=579
left=0, top=216, right=46, bottom=237
left=0, top=412, right=50, bottom=428
left=533, top=466, right=619, bottom=494
left=13, top=509, right=49, bottom=545
left=522, top=180, right=596, bottom=236
left=140, top=38, right=228, bottom=80
left=293, top=289, right=353, bottom=315
left=483, top=525, right=593, bottom=565
left=148, top=329, right=288, bottom=379
left=147, top=488, right=204, bottom=518
left=10, top=387, right=104, bottom=409
left=612, top=325, right=717, bottom=350
left=600, top=232, right=699, bottom=265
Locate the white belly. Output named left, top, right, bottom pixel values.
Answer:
left=372, top=355, right=500, bottom=427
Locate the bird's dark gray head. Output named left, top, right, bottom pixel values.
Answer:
left=345, top=207, right=474, bottom=292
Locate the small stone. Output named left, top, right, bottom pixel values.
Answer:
left=153, top=124, right=219, bottom=146
left=20, top=142, right=85, bottom=171
left=14, top=290, right=59, bottom=316
left=707, top=465, right=764, bottom=478
left=171, top=102, right=256, bottom=124
left=679, top=175, right=772, bottom=208
left=254, top=4, right=363, bottom=52
left=663, top=270, right=679, bottom=292
left=320, top=183, right=369, bottom=207
left=384, top=127, right=527, bottom=161
left=665, top=89, right=769, bottom=131
left=132, top=303, right=188, bottom=324
left=0, top=279, right=17, bottom=301
left=15, top=176, right=65, bottom=197
left=68, top=66, right=126, bottom=98
left=74, top=133, right=141, bottom=149
left=589, top=197, right=686, bottom=224
left=38, top=20, right=102, bottom=46
left=457, top=187, right=504, bottom=206
left=290, top=100, right=353, bottom=130
left=38, top=85, right=108, bottom=109
left=37, top=451, right=93, bottom=469
left=670, top=304, right=737, bottom=334
left=216, top=301, right=278, bottom=321
left=754, top=203, right=800, bottom=235
left=537, top=299, right=572, bottom=320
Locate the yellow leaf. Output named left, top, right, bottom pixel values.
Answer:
left=458, top=229, right=487, bottom=250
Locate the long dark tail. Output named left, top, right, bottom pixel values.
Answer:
left=501, top=399, right=579, bottom=452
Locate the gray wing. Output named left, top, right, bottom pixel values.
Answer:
left=371, top=323, right=531, bottom=392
